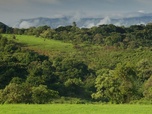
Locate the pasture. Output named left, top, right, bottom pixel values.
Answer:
left=0, top=104, right=152, bottom=114
left=3, top=34, right=74, bottom=53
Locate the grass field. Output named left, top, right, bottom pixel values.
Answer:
left=0, top=104, right=152, bottom=114
left=4, top=34, right=74, bottom=53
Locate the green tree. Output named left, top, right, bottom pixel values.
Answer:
left=26, top=60, right=57, bottom=88
left=92, top=63, right=139, bottom=103
left=72, top=22, right=77, bottom=27
left=93, top=33, right=103, bottom=44
left=32, top=85, right=58, bottom=104
left=136, top=59, right=152, bottom=82
left=113, top=63, right=139, bottom=103
left=0, top=83, right=27, bottom=103
left=143, top=76, right=152, bottom=100
left=64, top=78, right=83, bottom=97
left=92, top=72, right=121, bottom=103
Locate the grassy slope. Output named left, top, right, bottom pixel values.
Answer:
left=4, top=34, right=75, bottom=55
left=0, top=104, right=152, bottom=114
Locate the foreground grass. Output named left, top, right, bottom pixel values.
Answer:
left=0, top=104, right=152, bottom=114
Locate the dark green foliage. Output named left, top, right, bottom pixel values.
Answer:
left=52, top=57, right=93, bottom=98
left=32, top=85, right=58, bottom=104
left=143, top=76, right=152, bottom=100
left=0, top=22, right=13, bottom=33
left=136, top=59, right=152, bottom=81
left=0, top=22, right=152, bottom=104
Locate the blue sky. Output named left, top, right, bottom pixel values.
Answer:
left=1, top=0, right=152, bottom=25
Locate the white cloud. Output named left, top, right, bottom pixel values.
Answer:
left=19, top=21, right=34, bottom=28
left=86, top=22, right=95, bottom=28
left=138, top=10, right=145, bottom=13
left=85, top=17, right=111, bottom=28
left=97, top=17, right=111, bottom=26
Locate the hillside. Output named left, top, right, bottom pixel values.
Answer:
left=0, top=23, right=152, bottom=104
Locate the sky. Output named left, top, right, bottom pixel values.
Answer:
left=1, top=0, right=152, bottom=25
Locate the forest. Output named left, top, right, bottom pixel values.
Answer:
left=0, top=22, right=152, bottom=104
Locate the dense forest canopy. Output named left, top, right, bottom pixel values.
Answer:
left=0, top=22, right=152, bottom=104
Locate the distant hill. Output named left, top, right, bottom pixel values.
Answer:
left=13, top=14, right=152, bottom=28
left=0, top=22, right=12, bottom=33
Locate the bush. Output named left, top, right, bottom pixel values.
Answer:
left=32, top=85, right=59, bottom=104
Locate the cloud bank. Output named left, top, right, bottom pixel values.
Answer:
left=1, top=0, right=152, bottom=25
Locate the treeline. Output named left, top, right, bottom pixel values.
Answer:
left=1, top=22, right=152, bottom=48
left=0, top=22, right=152, bottom=104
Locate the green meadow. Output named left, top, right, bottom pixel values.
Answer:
left=0, top=104, right=152, bottom=114
left=4, top=34, right=74, bottom=53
